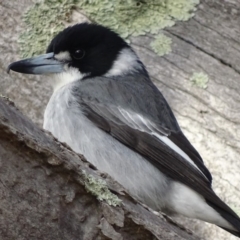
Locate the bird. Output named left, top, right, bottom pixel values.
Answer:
left=7, top=22, right=240, bottom=237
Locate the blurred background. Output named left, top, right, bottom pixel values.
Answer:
left=1, top=0, right=240, bottom=239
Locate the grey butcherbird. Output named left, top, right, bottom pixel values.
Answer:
left=8, top=23, right=240, bottom=237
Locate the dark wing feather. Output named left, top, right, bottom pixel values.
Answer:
left=76, top=75, right=212, bottom=181
left=169, top=132, right=212, bottom=181
left=81, top=101, right=240, bottom=231
left=75, top=75, right=240, bottom=231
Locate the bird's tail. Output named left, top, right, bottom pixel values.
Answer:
left=170, top=182, right=240, bottom=237
left=206, top=197, right=240, bottom=238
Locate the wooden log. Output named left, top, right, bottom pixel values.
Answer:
left=0, top=97, right=199, bottom=239
left=0, top=0, right=239, bottom=239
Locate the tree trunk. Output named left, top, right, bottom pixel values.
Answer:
left=0, top=97, right=199, bottom=239
left=0, top=0, right=240, bottom=239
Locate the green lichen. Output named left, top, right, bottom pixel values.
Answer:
left=150, top=34, right=172, bottom=56
left=19, top=0, right=199, bottom=58
left=77, top=0, right=199, bottom=39
left=19, top=0, right=76, bottom=58
left=190, top=72, right=209, bottom=89
left=82, top=172, right=121, bottom=206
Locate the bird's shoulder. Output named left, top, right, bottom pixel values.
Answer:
left=76, top=74, right=179, bottom=132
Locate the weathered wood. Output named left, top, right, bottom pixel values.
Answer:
left=0, top=0, right=240, bottom=239
left=0, top=97, right=199, bottom=239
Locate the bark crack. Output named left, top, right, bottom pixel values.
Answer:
left=150, top=75, right=240, bottom=125
left=166, top=29, right=240, bottom=75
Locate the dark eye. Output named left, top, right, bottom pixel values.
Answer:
left=72, top=49, right=85, bottom=60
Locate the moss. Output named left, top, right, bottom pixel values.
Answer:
left=19, top=0, right=76, bottom=58
left=190, top=72, right=209, bottom=89
left=150, top=34, right=172, bottom=56
left=82, top=172, right=121, bottom=206
left=78, top=0, right=199, bottom=39
left=19, top=0, right=199, bottom=57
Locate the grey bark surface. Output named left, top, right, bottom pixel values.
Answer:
left=0, top=0, right=240, bottom=239
left=0, top=97, right=199, bottom=240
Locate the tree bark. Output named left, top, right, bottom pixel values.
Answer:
left=0, top=0, right=240, bottom=239
left=0, top=97, right=199, bottom=240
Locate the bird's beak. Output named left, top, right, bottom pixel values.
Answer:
left=7, top=52, right=64, bottom=75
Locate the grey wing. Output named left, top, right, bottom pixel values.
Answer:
left=76, top=75, right=212, bottom=181
left=74, top=75, right=240, bottom=230
left=80, top=99, right=240, bottom=220
left=82, top=100, right=210, bottom=180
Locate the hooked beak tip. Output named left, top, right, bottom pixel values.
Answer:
left=7, top=64, right=12, bottom=74
left=6, top=53, right=64, bottom=75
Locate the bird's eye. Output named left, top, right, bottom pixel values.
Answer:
left=72, top=49, right=85, bottom=60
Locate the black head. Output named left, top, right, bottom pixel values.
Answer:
left=46, top=23, right=128, bottom=77
left=7, top=23, right=146, bottom=85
